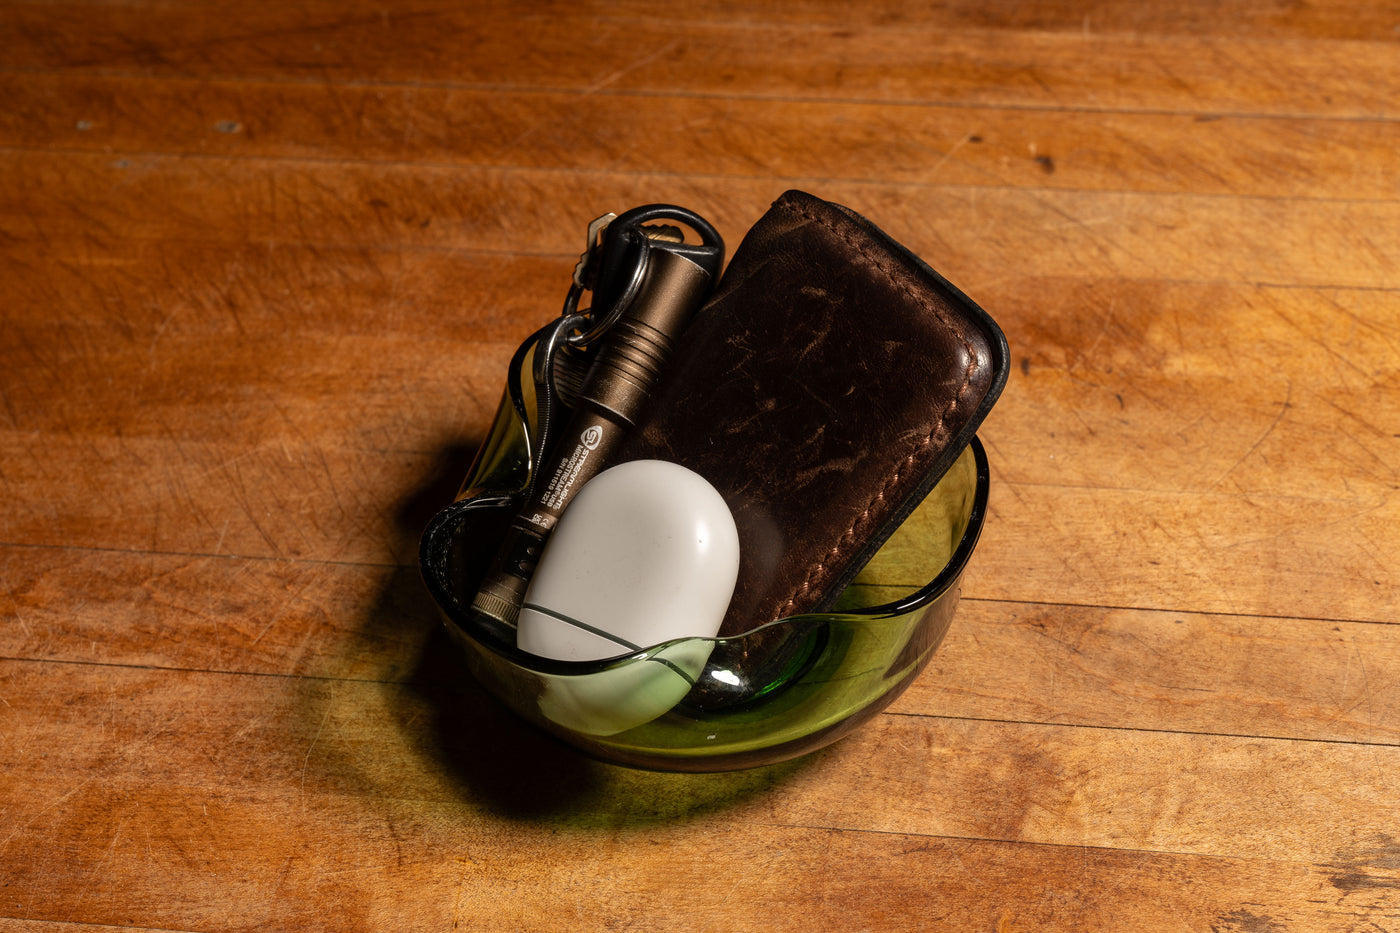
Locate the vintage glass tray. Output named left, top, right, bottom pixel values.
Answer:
left=420, top=341, right=990, bottom=772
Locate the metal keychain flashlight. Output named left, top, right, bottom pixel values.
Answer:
left=470, top=209, right=723, bottom=628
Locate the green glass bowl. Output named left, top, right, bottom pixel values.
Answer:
left=420, top=354, right=990, bottom=771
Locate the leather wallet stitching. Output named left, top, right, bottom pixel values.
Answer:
left=773, top=201, right=980, bottom=620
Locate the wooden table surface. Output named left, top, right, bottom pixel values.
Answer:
left=4, top=1, right=1399, bottom=930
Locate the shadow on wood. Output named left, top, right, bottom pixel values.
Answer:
left=303, top=438, right=818, bottom=826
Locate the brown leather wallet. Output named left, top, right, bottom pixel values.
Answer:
left=615, top=190, right=1008, bottom=636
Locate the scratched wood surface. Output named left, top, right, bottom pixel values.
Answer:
left=3, top=1, right=1399, bottom=930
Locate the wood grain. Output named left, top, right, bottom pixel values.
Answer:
left=3, top=4, right=1399, bottom=118
left=4, top=0, right=1400, bottom=929
left=7, top=72, right=1400, bottom=201
left=5, top=151, right=1399, bottom=290
left=8, top=546, right=1400, bottom=749
left=7, top=271, right=1396, bottom=619
left=2, top=657, right=1398, bottom=930
left=915, top=600, right=1400, bottom=742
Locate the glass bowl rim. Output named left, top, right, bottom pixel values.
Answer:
left=420, top=436, right=990, bottom=679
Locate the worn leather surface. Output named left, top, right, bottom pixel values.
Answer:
left=617, top=190, right=1007, bottom=636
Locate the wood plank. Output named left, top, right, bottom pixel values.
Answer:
left=7, top=542, right=1400, bottom=750
left=3, top=284, right=1397, bottom=620
left=3, top=659, right=1399, bottom=865
left=2, top=5, right=1397, bottom=118
left=0, top=459, right=1384, bottom=629
left=4, top=151, right=1400, bottom=292
left=1, top=412, right=1394, bottom=618
left=904, top=599, right=1400, bottom=745
left=10, top=275, right=1398, bottom=474
left=0, top=241, right=565, bottom=339
left=10, top=247, right=1400, bottom=469
left=0, top=547, right=426, bottom=681
left=7, top=262, right=1396, bottom=621
left=5, top=776, right=1390, bottom=932
left=0, top=924, right=205, bottom=933
left=0, top=432, right=440, bottom=565
left=964, top=276, right=1400, bottom=620
left=9, top=0, right=1398, bottom=46
left=6, top=72, right=1400, bottom=201
left=990, top=279, right=1400, bottom=501
left=964, top=479, right=1400, bottom=623
left=507, top=0, right=1400, bottom=42
left=0, top=328, right=512, bottom=447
